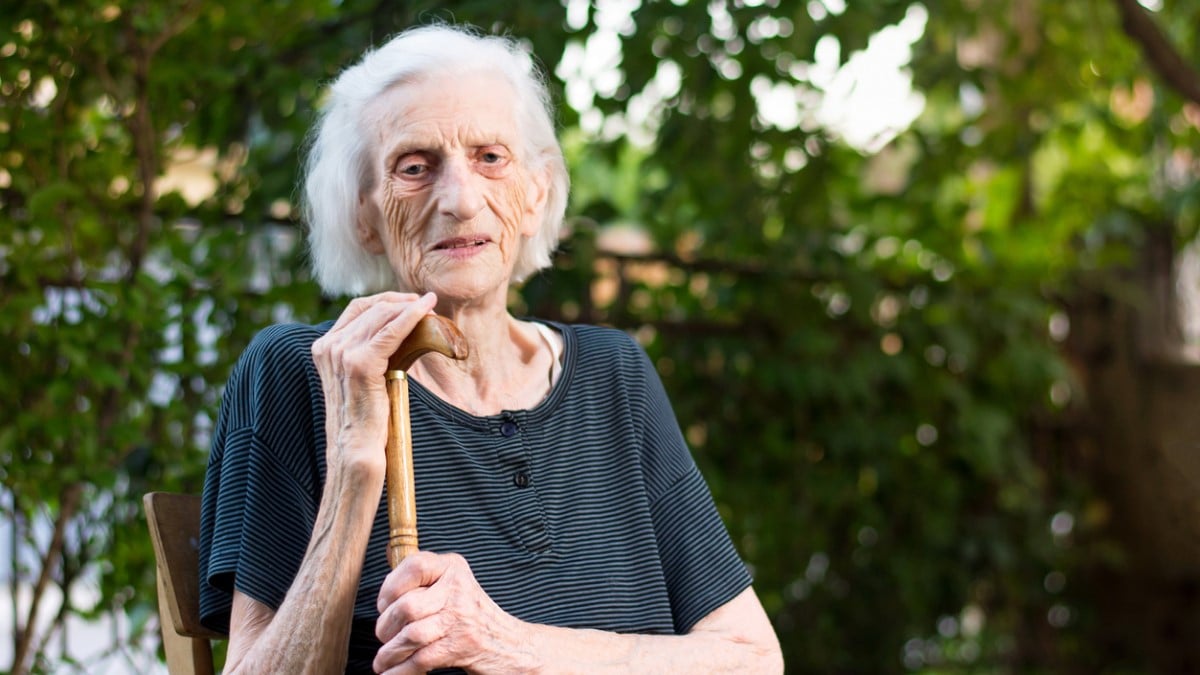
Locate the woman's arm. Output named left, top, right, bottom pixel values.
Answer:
left=520, top=587, right=782, bottom=673
left=373, top=552, right=783, bottom=674
left=222, top=458, right=381, bottom=674
left=219, top=292, right=439, bottom=674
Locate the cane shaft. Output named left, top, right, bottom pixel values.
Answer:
left=385, top=370, right=418, bottom=568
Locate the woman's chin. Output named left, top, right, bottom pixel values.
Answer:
left=415, top=272, right=510, bottom=306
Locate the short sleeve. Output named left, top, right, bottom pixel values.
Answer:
left=631, top=341, right=753, bottom=633
left=198, top=323, right=327, bottom=634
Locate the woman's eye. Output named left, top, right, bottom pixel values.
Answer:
left=478, top=148, right=509, bottom=165
left=394, top=153, right=432, bottom=178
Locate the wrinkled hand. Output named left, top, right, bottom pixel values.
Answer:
left=311, top=291, right=438, bottom=478
left=374, top=551, right=525, bottom=674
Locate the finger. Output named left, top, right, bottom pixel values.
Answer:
left=376, top=551, right=456, bottom=613
left=332, top=293, right=432, bottom=349
left=369, top=292, right=438, bottom=353
left=375, top=585, right=446, bottom=643
left=375, top=649, right=423, bottom=675
left=334, top=292, right=435, bottom=353
left=329, top=292, right=422, bottom=334
left=374, top=625, right=450, bottom=675
left=314, top=295, right=420, bottom=374
left=321, top=294, right=438, bottom=380
left=334, top=293, right=437, bottom=381
left=373, top=633, right=417, bottom=674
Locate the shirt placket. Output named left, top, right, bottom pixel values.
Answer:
left=494, top=411, right=551, bottom=553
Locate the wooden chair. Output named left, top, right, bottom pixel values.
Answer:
left=143, top=492, right=225, bottom=675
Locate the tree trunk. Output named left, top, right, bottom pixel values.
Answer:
left=1064, top=224, right=1200, bottom=672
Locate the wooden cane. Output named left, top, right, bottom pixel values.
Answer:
left=385, top=315, right=468, bottom=568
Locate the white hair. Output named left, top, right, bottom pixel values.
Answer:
left=301, top=25, right=570, bottom=296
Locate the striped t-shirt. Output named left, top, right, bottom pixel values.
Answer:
left=199, top=320, right=752, bottom=672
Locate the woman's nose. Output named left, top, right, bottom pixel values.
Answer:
left=436, top=159, right=485, bottom=222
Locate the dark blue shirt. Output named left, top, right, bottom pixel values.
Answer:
left=199, top=321, right=751, bottom=673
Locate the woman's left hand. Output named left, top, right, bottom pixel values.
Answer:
left=374, top=551, right=529, bottom=674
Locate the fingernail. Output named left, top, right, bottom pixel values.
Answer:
left=422, top=291, right=436, bottom=303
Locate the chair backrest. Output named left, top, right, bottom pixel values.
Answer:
left=144, top=491, right=225, bottom=675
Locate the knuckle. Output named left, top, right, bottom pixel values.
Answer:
left=409, top=551, right=436, bottom=571
left=373, top=643, right=406, bottom=674
left=377, top=587, right=396, bottom=615
left=374, top=613, right=393, bottom=643
left=403, top=620, right=433, bottom=645
left=410, top=647, right=440, bottom=671
left=392, top=595, right=417, bottom=621
left=311, top=337, right=328, bottom=357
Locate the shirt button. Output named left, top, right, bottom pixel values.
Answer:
left=513, top=471, right=531, bottom=488
left=500, top=421, right=519, bottom=437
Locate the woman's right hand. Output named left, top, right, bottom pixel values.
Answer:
left=310, top=291, right=438, bottom=480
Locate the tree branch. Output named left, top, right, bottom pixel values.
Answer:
left=126, top=36, right=158, bottom=280
left=144, top=0, right=201, bottom=58
left=1113, top=0, right=1200, bottom=105
left=10, top=483, right=83, bottom=675
left=8, top=504, right=21, bottom=668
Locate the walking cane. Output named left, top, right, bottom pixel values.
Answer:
left=385, top=315, right=469, bottom=568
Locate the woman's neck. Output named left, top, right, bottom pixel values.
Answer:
left=408, top=303, right=553, bottom=417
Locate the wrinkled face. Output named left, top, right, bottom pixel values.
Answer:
left=357, top=71, right=548, bottom=301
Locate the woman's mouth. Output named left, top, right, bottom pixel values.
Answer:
left=434, top=236, right=490, bottom=250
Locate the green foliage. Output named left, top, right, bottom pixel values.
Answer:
left=2, top=0, right=1197, bottom=672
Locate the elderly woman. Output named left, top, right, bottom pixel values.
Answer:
left=199, top=24, right=782, bottom=674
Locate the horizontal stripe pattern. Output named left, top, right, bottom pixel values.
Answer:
left=200, top=320, right=751, bottom=672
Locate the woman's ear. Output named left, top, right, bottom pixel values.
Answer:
left=356, top=195, right=386, bottom=254
left=521, top=166, right=551, bottom=237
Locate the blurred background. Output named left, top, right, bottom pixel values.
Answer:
left=2, top=0, right=1199, bottom=672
